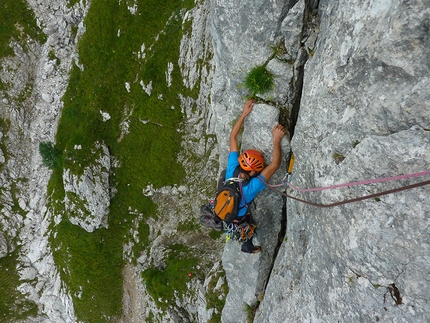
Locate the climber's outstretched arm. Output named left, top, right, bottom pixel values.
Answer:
left=230, top=99, right=255, bottom=152
left=260, top=124, right=286, bottom=181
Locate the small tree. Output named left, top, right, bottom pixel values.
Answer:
left=244, top=64, right=274, bottom=97
left=39, top=141, right=62, bottom=169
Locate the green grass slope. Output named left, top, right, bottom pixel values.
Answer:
left=47, top=0, right=199, bottom=321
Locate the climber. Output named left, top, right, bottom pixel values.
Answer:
left=201, top=99, right=287, bottom=254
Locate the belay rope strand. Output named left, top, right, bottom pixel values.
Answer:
left=259, top=168, right=430, bottom=208
left=280, top=170, right=430, bottom=192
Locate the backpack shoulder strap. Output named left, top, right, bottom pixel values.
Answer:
left=232, top=166, right=249, bottom=210
left=217, top=169, right=227, bottom=191
left=233, top=165, right=241, bottom=177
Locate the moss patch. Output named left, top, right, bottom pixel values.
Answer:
left=0, top=251, right=39, bottom=322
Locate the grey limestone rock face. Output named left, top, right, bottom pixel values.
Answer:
left=1, top=0, right=427, bottom=321
left=0, top=231, right=8, bottom=258
left=255, top=0, right=430, bottom=322
left=209, top=0, right=300, bottom=158
left=0, top=0, right=89, bottom=321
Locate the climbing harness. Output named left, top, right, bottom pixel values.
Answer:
left=224, top=221, right=256, bottom=243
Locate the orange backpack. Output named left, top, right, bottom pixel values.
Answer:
left=213, top=167, right=249, bottom=224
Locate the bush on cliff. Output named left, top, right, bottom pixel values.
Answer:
left=244, top=64, right=275, bottom=97
left=39, top=142, right=62, bottom=170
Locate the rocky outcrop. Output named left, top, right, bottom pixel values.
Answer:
left=220, top=104, right=290, bottom=323
left=63, top=141, right=111, bottom=232
left=207, top=0, right=429, bottom=322
left=0, top=231, right=7, bottom=258
left=125, top=1, right=224, bottom=321
left=0, top=0, right=89, bottom=321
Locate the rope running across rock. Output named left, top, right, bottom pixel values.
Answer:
left=280, top=170, right=430, bottom=192
left=259, top=170, right=430, bottom=208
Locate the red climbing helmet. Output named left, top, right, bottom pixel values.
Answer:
left=238, top=149, right=265, bottom=172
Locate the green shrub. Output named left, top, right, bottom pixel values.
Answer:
left=39, top=142, right=62, bottom=169
left=209, top=230, right=223, bottom=240
left=244, top=65, right=275, bottom=97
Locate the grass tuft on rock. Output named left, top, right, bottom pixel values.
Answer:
left=244, top=64, right=275, bottom=97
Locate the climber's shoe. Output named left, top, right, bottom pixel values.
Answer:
left=251, top=246, right=261, bottom=254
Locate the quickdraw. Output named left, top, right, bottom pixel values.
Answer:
left=224, top=222, right=256, bottom=243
